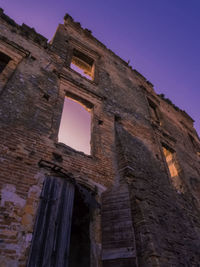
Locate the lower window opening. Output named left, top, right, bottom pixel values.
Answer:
left=162, top=146, right=178, bottom=178
left=58, top=96, right=92, bottom=155
left=162, top=145, right=184, bottom=193
left=69, top=186, right=91, bottom=267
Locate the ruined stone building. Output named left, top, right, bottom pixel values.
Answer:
left=1, top=8, right=200, bottom=267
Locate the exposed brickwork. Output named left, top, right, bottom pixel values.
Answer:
left=116, top=124, right=200, bottom=266
left=0, top=8, right=200, bottom=267
left=102, top=184, right=138, bottom=266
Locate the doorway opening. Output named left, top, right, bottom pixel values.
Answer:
left=69, top=186, right=91, bottom=267
left=27, top=177, right=92, bottom=267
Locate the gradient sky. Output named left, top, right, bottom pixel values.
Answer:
left=58, top=97, right=91, bottom=154
left=1, top=0, right=199, bottom=136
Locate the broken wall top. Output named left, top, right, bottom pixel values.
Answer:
left=0, top=8, right=197, bottom=133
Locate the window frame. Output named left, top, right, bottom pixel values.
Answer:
left=161, top=142, right=184, bottom=193
left=147, top=97, right=160, bottom=124
left=0, top=37, right=29, bottom=90
left=70, top=48, right=95, bottom=80
left=58, top=92, right=93, bottom=155
left=54, top=77, right=102, bottom=158
left=67, top=37, right=100, bottom=83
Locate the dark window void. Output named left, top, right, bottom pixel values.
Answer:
left=0, top=52, right=11, bottom=73
left=58, top=96, right=91, bottom=155
left=147, top=98, right=159, bottom=123
left=69, top=187, right=90, bottom=267
left=70, top=49, right=94, bottom=80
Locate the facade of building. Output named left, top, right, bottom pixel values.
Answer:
left=0, top=9, right=200, bottom=267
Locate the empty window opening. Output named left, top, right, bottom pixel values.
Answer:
left=70, top=49, right=94, bottom=80
left=69, top=187, right=90, bottom=267
left=58, top=96, right=91, bottom=155
left=162, top=146, right=178, bottom=178
left=147, top=98, right=159, bottom=122
left=162, top=145, right=184, bottom=192
left=0, top=52, right=11, bottom=73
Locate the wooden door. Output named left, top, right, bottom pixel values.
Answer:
left=27, top=176, right=75, bottom=267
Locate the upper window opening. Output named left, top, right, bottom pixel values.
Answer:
left=147, top=98, right=159, bottom=123
left=58, top=95, right=92, bottom=155
left=70, top=49, right=94, bottom=80
left=0, top=52, right=11, bottom=73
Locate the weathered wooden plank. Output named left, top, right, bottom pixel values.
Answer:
left=27, top=177, right=59, bottom=267
left=53, top=180, right=75, bottom=267
left=42, top=178, right=63, bottom=267
left=27, top=176, right=75, bottom=267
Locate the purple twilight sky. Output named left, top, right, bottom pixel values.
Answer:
left=1, top=0, right=200, bottom=136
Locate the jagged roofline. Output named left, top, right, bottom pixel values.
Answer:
left=0, top=7, right=195, bottom=123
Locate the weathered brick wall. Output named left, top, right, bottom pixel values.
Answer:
left=0, top=9, right=200, bottom=267
left=116, top=124, right=200, bottom=266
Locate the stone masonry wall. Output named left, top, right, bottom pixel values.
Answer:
left=0, top=9, right=200, bottom=267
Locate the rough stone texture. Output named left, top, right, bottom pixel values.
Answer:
left=0, top=9, right=200, bottom=267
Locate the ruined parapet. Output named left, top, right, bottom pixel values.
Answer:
left=0, top=8, right=48, bottom=47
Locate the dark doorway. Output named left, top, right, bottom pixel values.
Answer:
left=27, top=177, right=91, bottom=267
left=69, top=187, right=91, bottom=267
